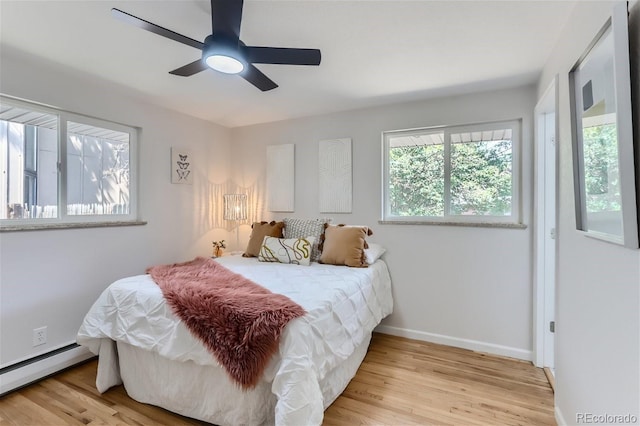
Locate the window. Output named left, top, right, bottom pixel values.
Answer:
left=382, top=120, right=520, bottom=224
left=0, top=96, right=138, bottom=226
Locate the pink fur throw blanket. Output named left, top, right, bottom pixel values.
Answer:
left=146, top=257, right=305, bottom=389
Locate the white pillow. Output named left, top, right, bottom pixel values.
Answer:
left=258, top=236, right=316, bottom=266
left=364, top=243, right=386, bottom=264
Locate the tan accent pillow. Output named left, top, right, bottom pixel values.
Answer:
left=243, top=221, right=285, bottom=257
left=319, top=224, right=373, bottom=267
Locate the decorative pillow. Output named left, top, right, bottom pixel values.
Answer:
left=283, top=218, right=328, bottom=262
left=259, top=236, right=315, bottom=266
left=243, top=221, right=285, bottom=258
left=319, top=224, right=373, bottom=267
left=364, top=243, right=386, bottom=264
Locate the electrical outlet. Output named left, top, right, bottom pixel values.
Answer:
left=33, top=326, right=47, bottom=347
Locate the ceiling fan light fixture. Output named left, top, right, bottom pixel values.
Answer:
left=205, top=54, right=245, bottom=74
left=202, top=35, right=246, bottom=75
left=112, top=1, right=320, bottom=90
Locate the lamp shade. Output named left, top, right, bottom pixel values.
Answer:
left=223, top=194, right=248, bottom=221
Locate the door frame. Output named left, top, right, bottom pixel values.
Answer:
left=533, top=76, right=559, bottom=368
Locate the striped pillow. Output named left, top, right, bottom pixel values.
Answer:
left=283, top=218, right=328, bottom=261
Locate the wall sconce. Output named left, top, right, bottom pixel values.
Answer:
left=223, top=194, right=248, bottom=252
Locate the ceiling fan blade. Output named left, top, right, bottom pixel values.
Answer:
left=169, top=60, right=208, bottom=77
left=244, top=47, right=321, bottom=66
left=211, top=0, right=243, bottom=42
left=242, top=64, right=278, bottom=91
left=111, top=8, right=204, bottom=51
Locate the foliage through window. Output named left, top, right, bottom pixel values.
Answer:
left=582, top=118, right=620, bottom=213
left=0, top=96, right=138, bottom=225
left=383, top=120, right=520, bottom=223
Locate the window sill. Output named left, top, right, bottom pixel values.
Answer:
left=0, top=220, right=147, bottom=233
left=378, top=220, right=527, bottom=229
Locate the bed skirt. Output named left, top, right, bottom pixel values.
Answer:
left=97, top=333, right=372, bottom=425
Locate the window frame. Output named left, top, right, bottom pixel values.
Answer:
left=0, top=95, right=139, bottom=228
left=382, top=119, right=522, bottom=225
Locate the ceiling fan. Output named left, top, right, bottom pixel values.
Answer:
left=111, top=0, right=321, bottom=91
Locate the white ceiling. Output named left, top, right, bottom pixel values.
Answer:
left=0, top=1, right=576, bottom=128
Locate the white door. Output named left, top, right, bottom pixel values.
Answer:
left=534, top=78, right=557, bottom=371
left=542, top=110, right=556, bottom=371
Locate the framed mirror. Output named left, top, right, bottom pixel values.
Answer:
left=569, top=1, right=638, bottom=248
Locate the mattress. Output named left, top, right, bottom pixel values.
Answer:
left=77, top=255, right=393, bottom=425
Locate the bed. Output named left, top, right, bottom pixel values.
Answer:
left=76, top=254, right=393, bottom=425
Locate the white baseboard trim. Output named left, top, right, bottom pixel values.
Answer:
left=375, top=325, right=532, bottom=361
left=0, top=345, right=94, bottom=395
left=555, top=406, right=568, bottom=426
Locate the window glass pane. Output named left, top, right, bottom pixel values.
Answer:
left=0, top=103, right=58, bottom=219
left=25, top=126, right=37, bottom=171
left=67, top=121, right=130, bottom=216
left=582, top=115, right=622, bottom=235
left=388, top=133, right=444, bottom=216
left=450, top=130, right=513, bottom=216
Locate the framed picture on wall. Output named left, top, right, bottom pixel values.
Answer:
left=171, top=148, right=193, bottom=184
left=569, top=1, right=638, bottom=248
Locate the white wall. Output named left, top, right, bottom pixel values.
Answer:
left=0, top=48, right=233, bottom=368
left=537, top=1, right=640, bottom=423
left=231, top=85, right=537, bottom=359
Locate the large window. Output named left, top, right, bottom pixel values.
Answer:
left=383, top=120, right=520, bottom=224
left=0, top=96, right=138, bottom=225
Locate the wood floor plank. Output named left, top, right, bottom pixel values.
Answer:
left=0, top=393, right=74, bottom=425
left=18, top=383, right=90, bottom=426
left=0, top=333, right=555, bottom=425
left=329, top=334, right=555, bottom=425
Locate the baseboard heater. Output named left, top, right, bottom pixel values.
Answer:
left=0, top=343, right=94, bottom=396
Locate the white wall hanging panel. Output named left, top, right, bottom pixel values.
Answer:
left=319, top=138, right=352, bottom=213
left=267, top=144, right=295, bottom=212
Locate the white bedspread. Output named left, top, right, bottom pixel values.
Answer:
left=77, top=256, right=393, bottom=425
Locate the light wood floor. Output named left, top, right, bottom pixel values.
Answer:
left=0, top=333, right=555, bottom=425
